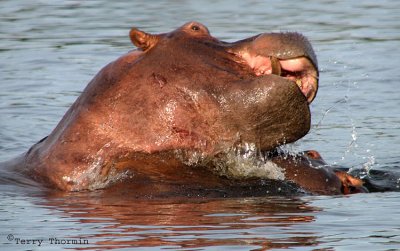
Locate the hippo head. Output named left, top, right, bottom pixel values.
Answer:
left=125, top=21, right=318, bottom=151
left=26, top=22, right=319, bottom=191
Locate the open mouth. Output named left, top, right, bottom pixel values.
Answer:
left=237, top=53, right=319, bottom=103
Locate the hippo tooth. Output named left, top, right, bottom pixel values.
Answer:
left=270, top=56, right=282, bottom=76
left=296, top=78, right=302, bottom=88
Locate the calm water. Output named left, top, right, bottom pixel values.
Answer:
left=1, top=0, right=400, bottom=250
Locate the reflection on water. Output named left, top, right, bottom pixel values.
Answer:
left=3, top=186, right=323, bottom=250
left=1, top=0, right=400, bottom=250
left=2, top=186, right=400, bottom=250
left=43, top=191, right=319, bottom=249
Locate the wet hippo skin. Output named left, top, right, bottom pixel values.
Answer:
left=13, top=21, right=364, bottom=194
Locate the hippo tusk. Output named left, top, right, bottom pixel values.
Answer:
left=270, top=56, right=282, bottom=76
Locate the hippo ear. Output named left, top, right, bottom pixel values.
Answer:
left=129, top=28, right=158, bottom=51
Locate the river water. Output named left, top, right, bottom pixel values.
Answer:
left=1, top=0, right=400, bottom=250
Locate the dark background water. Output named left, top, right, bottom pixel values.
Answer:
left=1, top=0, right=400, bottom=250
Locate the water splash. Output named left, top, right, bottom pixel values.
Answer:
left=341, top=117, right=359, bottom=161
left=212, top=154, right=285, bottom=180
left=314, top=97, right=348, bottom=130
left=311, top=78, right=366, bottom=167
left=175, top=143, right=285, bottom=181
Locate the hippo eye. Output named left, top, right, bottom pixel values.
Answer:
left=191, top=25, right=200, bottom=31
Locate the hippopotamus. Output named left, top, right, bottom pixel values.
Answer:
left=10, top=21, right=364, bottom=195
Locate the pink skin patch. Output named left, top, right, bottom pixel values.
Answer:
left=280, top=58, right=318, bottom=103
left=245, top=55, right=274, bottom=76
left=239, top=52, right=318, bottom=103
